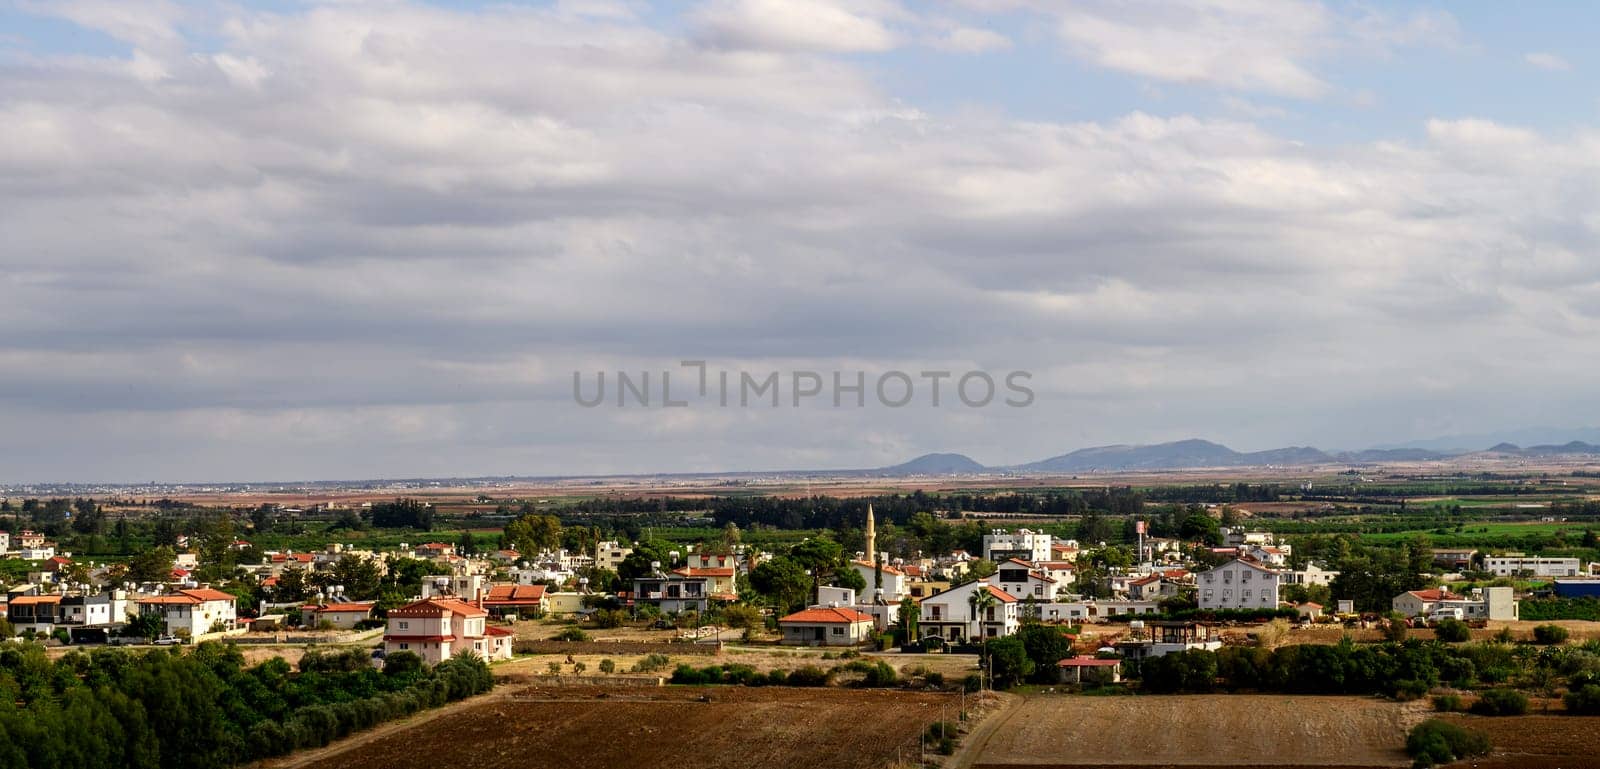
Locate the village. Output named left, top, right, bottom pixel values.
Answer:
left=0, top=503, right=1582, bottom=675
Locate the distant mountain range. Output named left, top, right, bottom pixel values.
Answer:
left=876, top=438, right=1600, bottom=475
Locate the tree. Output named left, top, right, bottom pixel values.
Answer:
left=370, top=498, right=434, bottom=530
left=503, top=514, right=561, bottom=555
left=1180, top=512, right=1221, bottom=545
left=749, top=556, right=811, bottom=613
left=127, top=546, right=176, bottom=584
left=1017, top=623, right=1074, bottom=680
left=968, top=587, right=998, bottom=641
left=789, top=537, right=846, bottom=595
left=456, top=530, right=478, bottom=557
left=897, top=596, right=920, bottom=643
left=984, top=637, right=1034, bottom=689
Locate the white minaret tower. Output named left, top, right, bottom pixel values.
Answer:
left=865, top=504, right=877, bottom=563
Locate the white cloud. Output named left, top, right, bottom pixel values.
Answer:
left=4, top=1, right=1600, bottom=480
left=926, top=25, right=1012, bottom=54
left=1049, top=0, right=1457, bottom=99
left=1525, top=51, right=1571, bottom=71
left=692, top=0, right=903, bottom=53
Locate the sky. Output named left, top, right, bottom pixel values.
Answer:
left=3, top=0, right=1600, bottom=482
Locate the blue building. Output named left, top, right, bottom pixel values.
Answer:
left=1553, top=580, right=1600, bottom=599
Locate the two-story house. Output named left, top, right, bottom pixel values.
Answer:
left=135, top=588, right=238, bottom=638
left=916, top=582, right=1020, bottom=642
left=383, top=597, right=513, bottom=664
left=1198, top=558, right=1282, bottom=611
left=988, top=559, right=1062, bottom=601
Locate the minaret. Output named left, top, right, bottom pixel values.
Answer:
left=865, top=504, right=877, bottom=563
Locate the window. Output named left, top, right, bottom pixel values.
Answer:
left=831, top=627, right=843, bottom=635
left=1243, top=590, right=1252, bottom=600
left=399, top=643, right=410, bottom=650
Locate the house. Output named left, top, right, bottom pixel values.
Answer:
left=1245, top=546, right=1290, bottom=567
left=7, top=595, right=61, bottom=634
left=1197, top=558, right=1282, bottom=611
left=135, top=588, right=238, bottom=638
left=1033, top=600, right=1161, bottom=624
left=983, top=529, right=1053, bottom=563
left=917, top=582, right=1019, bottom=642
left=18, top=544, right=56, bottom=560
left=1221, top=528, right=1276, bottom=548
left=383, top=597, right=513, bottom=664
left=595, top=541, right=633, bottom=572
left=1115, top=621, right=1222, bottom=660
left=632, top=570, right=715, bottom=613
left=1292, top=602, right=1323, bottom=621
left=413, top=542, right=456, bottom=560
left=1127, top=574, right=1165, bottom=601
left=60, top=593, right=122, bottom=627
left=1283, top=564, right=1340, bottom=587
left=1483, top=553, right=1581, bottom=578
left=777, top=606, right=875, bottom=646
left=670, top=566, right=737, bottom=599
left=300, top=602, right=377, bottom=630
left=481, top=584, right=548, bottom=618
left=850, top=560, right=908, bottom=602
left=16, top=531, right=45, bottom=550
left=489, top=549, right=521, bottom=565
left=1057, top=656, right=1122, bottom=685
left=1431, top=548, right=1477, bottom=571
left=990, top=558, right=1062, bottom=601
left=1392, top=586, right=1517, bottom=621
left=0, top=531, right=8, bottom=554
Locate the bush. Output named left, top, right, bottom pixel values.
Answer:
left=785, top=665, right=833, bottom=687
left=1434, top=619, right=1470, bottom=643
left=721, top=604, right=762, bottom=629
left=598, top=658, right=616, bottom=674
left=1533, top=624, right=1570, bottom=645
left=1469, top=688, right=1528, bottom=716
left=592, top=609, right=628, bottom=629
left=927, top=721, right=957, bottom=739
left=1431, top=694, right=1463, bottom=712
left=1406, top=719, right=1490, bottom=768
left=631, top=653, right=671, bottom=673
left=962, top=673, right=983, bottom=693
left=553, top=626, right=590, bottom=642
left=1565, top=683, right=1600, bottom=714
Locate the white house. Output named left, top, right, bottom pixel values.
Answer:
left=1283, top=564, right=1340, bottom=587
left=1198, top=558, right=1281, bottom=611
left=988, top=559, right=1062, bottom=601
left=777, top=606, right=875, bottom=646
left=1392, top=586, right=1518, bottom=621
left=0, top=531, right=9, bottom=554
left=301, top=601, right=377, bottom=629
left=983, top=529, right=1052, bottom=564
left=383, top=597, right=513, bottom=664
left=136, top=588, right=238, bottom=638
left=917, top=582, right=1020, bottom=642
left=1484, top=554, right=1581, bottom=578
left=851, top=560, right=908, bottom=602
left=1033, top=600, right=1161, bottom=624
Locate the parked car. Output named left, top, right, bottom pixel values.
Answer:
left=153, top=635, right=181, bottom=646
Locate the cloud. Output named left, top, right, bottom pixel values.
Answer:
left=1525, top=51, right=1571, bottom=71
left=1049, top=0, right=1456, bottom=98
left=925, top=25, right=1012, bottom=54
left=692, top=0, right=904, bottom=53
left=3, top=1, right=1600, bottom=480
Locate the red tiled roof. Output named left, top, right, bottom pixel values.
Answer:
left=1130, top=574, right=1162, bottom=587
left=484, top=626, right=515, bottom=637
left=1406, top=589, right=1461, bottom=602
left=779, top=607, right=874, bottom=624
left=852, top=559, right=904, bottom=576
left=389, top=598, right=487, bottom=619
left=484, top=584, right=547, bottom=605
left=9, top=595, right=61, bottom=606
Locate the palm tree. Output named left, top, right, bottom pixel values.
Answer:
left=968, top=587, right=998, bottom=641
left=898, top=596, right=920, bottom=643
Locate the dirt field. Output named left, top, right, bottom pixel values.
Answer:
left=302, top=685, right=958, bottom=769
left=1438, top=713, right=1600, bottom=769
left=969, top=695, right=1429, bottom=768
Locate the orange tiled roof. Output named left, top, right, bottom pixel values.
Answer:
left=389, top=597, right=487, bottom=619
left=779, top=607, right=874, bottom=624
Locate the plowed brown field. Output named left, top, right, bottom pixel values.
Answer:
left=307, top=685, right=959, bottom=769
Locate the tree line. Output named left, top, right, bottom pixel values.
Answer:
left=0, top=642, right=492, bottom=769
